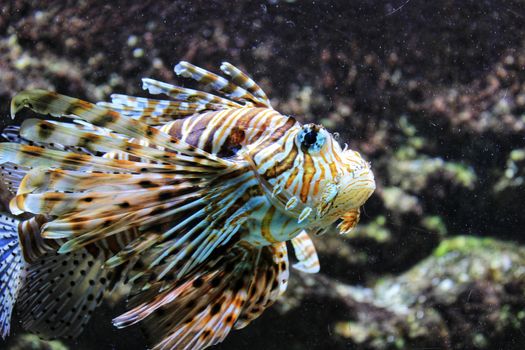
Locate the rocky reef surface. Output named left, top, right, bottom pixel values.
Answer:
left=274, top=237, right=525, bottom=350
left=1, top=1, right=525, bottom=349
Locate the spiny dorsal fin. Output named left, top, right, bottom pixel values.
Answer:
left=98, top=61, right=272, bottom=126
left=7, top=90, right=255, bottom=274
left=142, top=78, right=242, bottom=109
left=175, top=61, right=266, bottom=107
left=98, top=95, right=226, bottom=126
left=220, top=62, right=271, bottom=107
left=10, top=89, right=233, bottom=166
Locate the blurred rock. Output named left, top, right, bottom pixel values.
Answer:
left=272, top=236, right=525, bottom=350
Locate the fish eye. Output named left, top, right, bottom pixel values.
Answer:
left=298, top=124, right=327, bottom=153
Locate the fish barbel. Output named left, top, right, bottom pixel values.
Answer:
left=0, top=61, right=375, bottom=349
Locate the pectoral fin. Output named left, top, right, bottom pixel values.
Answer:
left=291, top=230, right=320, bottom=273
left=337, top=207, right=361, bottom=235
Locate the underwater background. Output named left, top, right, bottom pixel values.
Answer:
left=1, top=1, right=525, bottom=349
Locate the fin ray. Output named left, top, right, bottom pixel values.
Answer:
left=116, top=242, right=288, bottom=350
left=0, top=214, right=23, bottom=339
left=98, top=95, right=224, bottom=125
left=291, top=230, right=320, bottom=273
left=19, top=118, right=223, bottom=170
left=142, top=78, right=241, bottom=108
left=11, top=90, right=232, bottom=166
left=17, top=249, right=113, bottom=339
left=0, top=143, right=181, bottom=174
left=175, top=61, right=260, bottom=106
left=220, top=62, right=272, bottom=107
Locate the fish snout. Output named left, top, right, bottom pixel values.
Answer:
left=338, top=168, right=376, bottom=208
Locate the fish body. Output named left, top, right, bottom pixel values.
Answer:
left=0, top=61, right=375, bottom=349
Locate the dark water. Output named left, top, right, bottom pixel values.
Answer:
left=2, top=1, right=525, bottom=349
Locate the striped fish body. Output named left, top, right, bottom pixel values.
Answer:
left=158, top=104, right=376, bottom=244
left=0, top=61, right=375, bottom=349
left=157, top=107, right=357, bottom=245
left=85, top=108, right=305, bottom=247
left=157, top=109, right=307, bottom=245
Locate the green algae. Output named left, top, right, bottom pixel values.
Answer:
left=9, top=334, right=68, bottom=350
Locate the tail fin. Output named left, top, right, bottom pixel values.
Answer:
left=16, top=248, right=114, bottom=339
left=0, top=213, right=23, bottom=339
left=9, top=214, right=118, bottom=340
left=114, top=242, right=289, bottom=350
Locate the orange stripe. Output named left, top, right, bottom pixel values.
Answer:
left=313, top=157, right=325, bottom=196
left=328, top=161, right=337, bottom=178
left=261, top=206, right=278, bottom=243
left=263, top=140, right=297, bottom=179
left=332, top=147, right=342, bottom=163
left=285, top=167, right=299, bottom=189
left=214, top=109, right=241, bottom=144
left=253, top=116, right=297, bottom=157
left=319, top=148, right=338, bottom=178
left=300, top=152, right=315, bottom=203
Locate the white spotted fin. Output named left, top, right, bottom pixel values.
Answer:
left=0, top=162, right=27, bottom=195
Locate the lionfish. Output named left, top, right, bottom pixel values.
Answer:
left=0, top=61, right=375, bottom=349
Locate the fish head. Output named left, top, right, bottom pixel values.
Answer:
left=291, top=124, right=375, bottom=227
left=314, top=149, right=375, bottom=224
left=252, top=121, right=375, bottom=229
